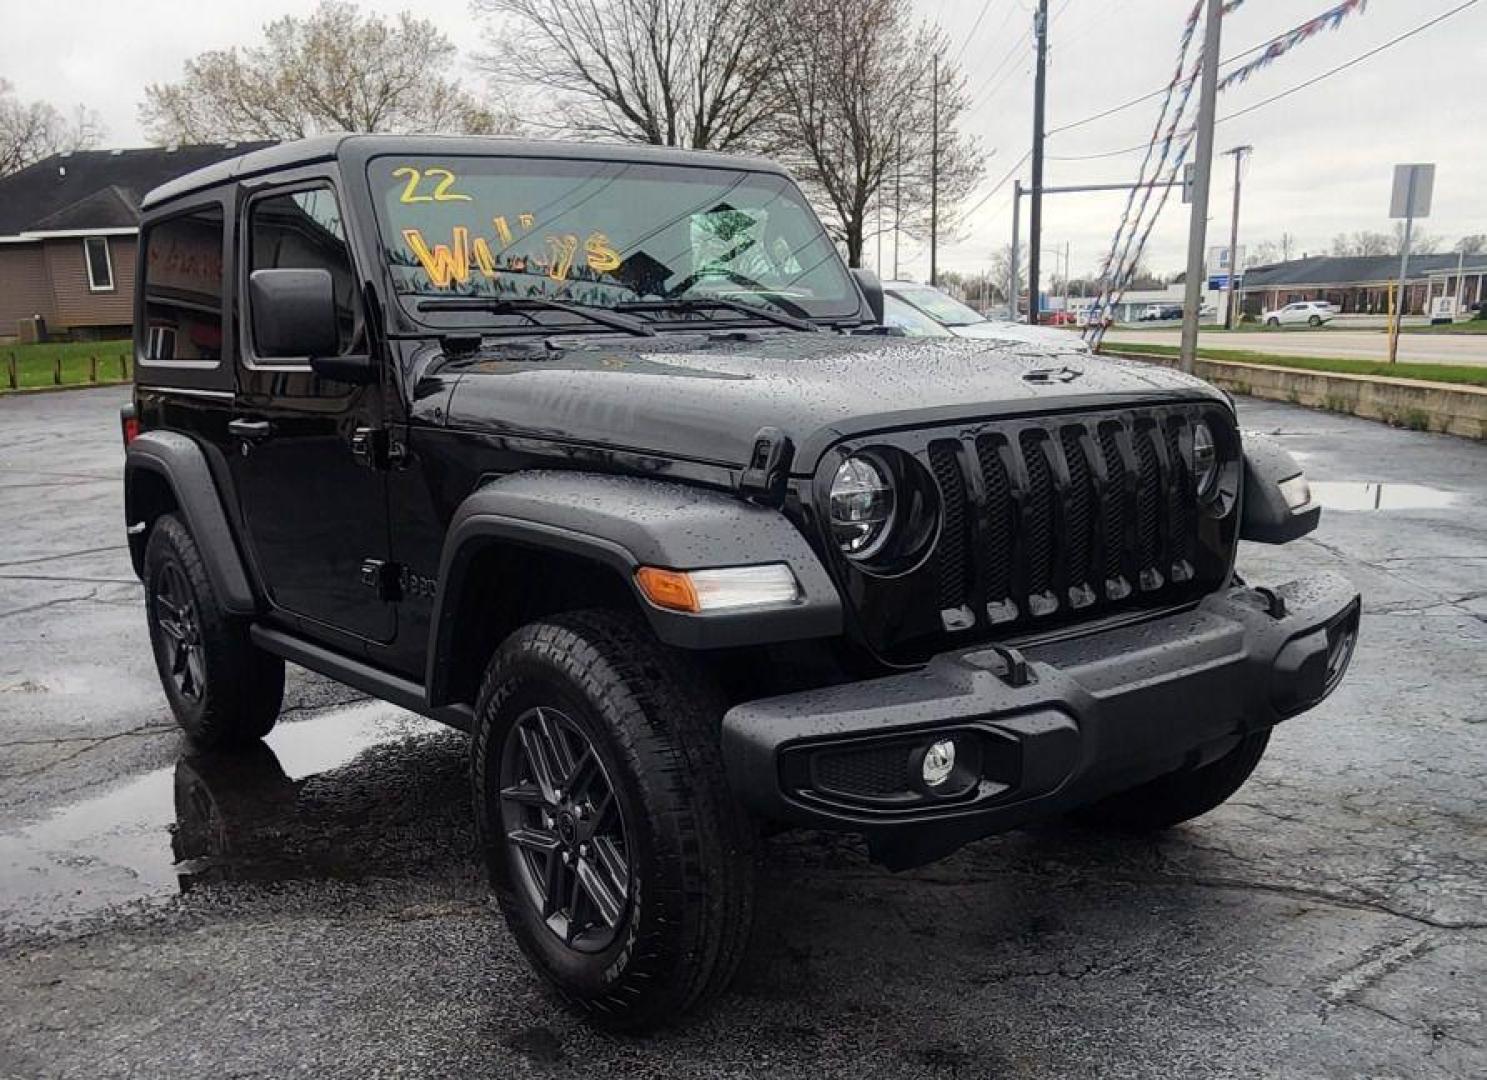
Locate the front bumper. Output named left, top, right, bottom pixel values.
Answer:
left=721, top=574, right=1360, bottom=866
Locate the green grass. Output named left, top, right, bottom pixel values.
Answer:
left=2, top=339, right=132, bottom=392
left=1400, top=320, right=1487, bottom=335
left=1110, top=342, right=1487, bottom=388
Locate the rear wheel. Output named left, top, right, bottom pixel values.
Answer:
left=1308, top=314, right=1322, bottom=327
left=472, top=610, right=755, bottom=1031
left=144, top=514, right=283, bottom=749
left=1073, top=730, right=1270, bottom=832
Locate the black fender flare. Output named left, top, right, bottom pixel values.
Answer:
left=1240, top=434, right=1321, bottom=545
left=124, top=431, right=258, bottom=614
left=426, top=471, right=843, bottom=706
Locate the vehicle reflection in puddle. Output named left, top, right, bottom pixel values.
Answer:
left=1308, top=481, right=1460, bottom=512
left=0, top=703, right=456, bottom=930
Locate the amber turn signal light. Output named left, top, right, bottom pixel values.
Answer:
left=634, top=564, right=801, bottom=614
left=634, top=567, right=702, bottom=613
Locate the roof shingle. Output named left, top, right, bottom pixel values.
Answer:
left=0, top=143, right=273, bottom=236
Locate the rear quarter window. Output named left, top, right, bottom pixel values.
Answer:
left=140, top=205, right=226, bottom=366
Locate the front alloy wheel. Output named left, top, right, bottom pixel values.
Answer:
left=473, top=611, right=755, bottom=1031
left=500, top=706, right=631, bottom=952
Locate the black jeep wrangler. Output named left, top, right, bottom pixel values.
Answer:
left=122, top=135, right=1359, bottom=1030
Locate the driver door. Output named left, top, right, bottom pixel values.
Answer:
left=227, top=179, right=395, bottom=645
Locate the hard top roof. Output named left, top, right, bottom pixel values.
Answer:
left=142, top=134, right=790, bottom=210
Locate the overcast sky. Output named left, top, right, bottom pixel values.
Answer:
left=3, top=0, right=1484, bottom=281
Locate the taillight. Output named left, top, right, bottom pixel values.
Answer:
left=121, top=407, right=139, bottom=446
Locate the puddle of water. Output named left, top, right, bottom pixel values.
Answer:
left=1307, top=481, right=1460, bottom=512
left=0, top=702, right=444, bottom=931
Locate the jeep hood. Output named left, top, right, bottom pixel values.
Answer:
left=440, top=331, right=1227, bottom=472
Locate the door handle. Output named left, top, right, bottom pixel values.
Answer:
left=228, top=418, right=273, bottom=443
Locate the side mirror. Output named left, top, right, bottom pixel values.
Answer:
left=1240, top=434, right=1320, bottom=544
left=851, top=268, right=885, bottom=324
left=249, top=268, right=340, bottom=359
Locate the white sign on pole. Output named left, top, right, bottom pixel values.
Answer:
left=1208, top=245, right=1245, bottom=273
left=1390, top=163, right=1435, bottom=219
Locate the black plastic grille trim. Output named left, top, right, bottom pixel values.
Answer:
left=928, top=440, right=971, bottom=613
left=814, top=744, right=910, bottom=796
left=918, top=407, right=1210, bottom=633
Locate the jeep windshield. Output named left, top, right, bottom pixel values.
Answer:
left=371, top=155, right=860, bottom=332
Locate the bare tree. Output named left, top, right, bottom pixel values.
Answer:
left=140, top=1, right=505, bottom=143
left=1392, top=220, right=1441, bottom=256
left=0, top=80, right=105, bottom=177
left=473, top=0, right=778, bottom=151
left=767, top=0, right=983, bottom=267
left=1331, top=231, right=1393, bottom=258
left=1455, top=234, right=1487, bottom=257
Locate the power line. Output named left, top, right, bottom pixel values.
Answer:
left=959, top=148, right=1034, bottom=222
left=1048, top=0, right=1376, bottom=137
left=1219, top=0, right=1479, bottom=122
left=1047, top=0, right=1478, bottom=160
left=950, top=0, right=1006, bottom=66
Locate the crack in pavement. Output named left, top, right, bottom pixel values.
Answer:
left=0, top=722, right=178, bottom=779
left=0, top=573, right=140, bottom=586
left=0, top=544, right=128, bottom=569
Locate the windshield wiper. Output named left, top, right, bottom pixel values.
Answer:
left=614, top=297, right=819, bottom=333
left=415, top=296, right=655, bottom=337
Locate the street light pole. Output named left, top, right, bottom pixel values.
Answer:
left=1009, top=179, right=1021, bottom=318
left=1223, top=145, right=1252, bottom=330
left=1179, top=0, right=1224, bottom=373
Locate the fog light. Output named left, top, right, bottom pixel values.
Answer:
left=922, top=739, right=956, bottom=787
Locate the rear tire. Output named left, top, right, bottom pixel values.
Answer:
left=144, top=514, right=283, bottom=750
left=1072, top=730, right=1270, bottom=832
left=1308, top=314, right=1322, bottom=327
left=472, top=610, right=755, bottom=1031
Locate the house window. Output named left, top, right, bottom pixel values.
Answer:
left=84, top=236, right=114, bottom=292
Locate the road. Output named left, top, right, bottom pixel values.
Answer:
left=2, top=387, right=1485, bottom=1079
left=1103, top=326, right=1487, bottom=367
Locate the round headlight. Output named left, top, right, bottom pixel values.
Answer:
left=1193, top=420, right=1219, bottom=500
left=830, top=455, right=895, bottom=558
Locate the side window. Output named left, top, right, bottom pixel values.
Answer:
left=84, top=236, right=114, bottom=291
left=142, top=205, right=225, bottom=364
left=249, top=187, right=357, bottom=359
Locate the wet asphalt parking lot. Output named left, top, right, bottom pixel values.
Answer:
left=0, top=387, right=1483, bottom=1079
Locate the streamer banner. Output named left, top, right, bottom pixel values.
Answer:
left=1218, top=0, right=1368, bottom=93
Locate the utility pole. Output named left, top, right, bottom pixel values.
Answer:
left=1010, top=180, right=1021, bottom=318
left=1223, top=145, right=1252, bottom=330
left=876, top=190, right=883, bottom=279
left=1027, top=0, right=1048, bottom=326
left=1179, top=0, right=1224, bottom=373
left=930, top=53, right=940, bottom=287
left=893, top=133, right=901, bottom=280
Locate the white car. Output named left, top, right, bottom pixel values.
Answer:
left=1263, top=300, right=1338, bottom=327
left=882, top=282, right=1090, bottom=352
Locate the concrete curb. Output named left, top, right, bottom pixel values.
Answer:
left=1108, top=351, right=1487, bottom=441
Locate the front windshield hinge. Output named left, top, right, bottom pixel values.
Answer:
left=738, top=427, right=794, bottom=506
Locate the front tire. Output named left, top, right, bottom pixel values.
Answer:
left=1266, top=316, right=1280, bottom=327
left=472, top=611, right=755, bottom=1031
left=144, top=514, right=284, bottom=749
left=1308, top=314, right=1322, bottom=327
left=1073, top=730, right=1270, bottom=832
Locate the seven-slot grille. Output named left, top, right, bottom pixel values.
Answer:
left=924, top=407, right=1208, bottom=633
